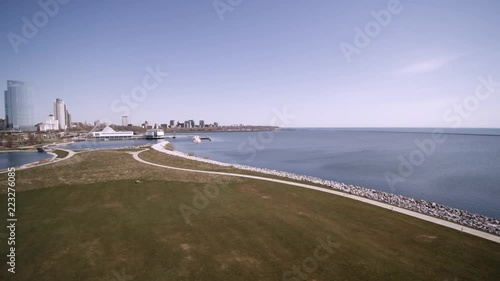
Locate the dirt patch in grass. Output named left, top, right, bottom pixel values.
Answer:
left=415, top=234, right=438, bottom=243
left=238, top=184, right=273, bottom=200
left=80, top=238, right=104, bottom=267
left=216, top=251, right=261, bottom=269
left=103, top=201, right=123, bottom=208
left=181, top=243, right=191, bottom=251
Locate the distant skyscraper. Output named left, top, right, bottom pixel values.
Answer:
left=170, top=120, right=175, bottom=127
left=66, top=110, right=71, bottom=128
left=53, top=98, right=69, bottom=130
left=4, top=80, right=35, bottom=131
left=189, top=119, right=195, bottom=128
left=199, top=120, right=205, bottom=127
left=122, top=116, right=129, bottom=126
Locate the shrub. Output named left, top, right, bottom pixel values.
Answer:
left=164, top=143, right=175, bottom=151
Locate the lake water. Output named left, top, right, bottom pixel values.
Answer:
left=0, top=152, right=53, bottom=169
left=61, top=139, right=159, bottom=150
left=169, top=128, right=500, bottom=219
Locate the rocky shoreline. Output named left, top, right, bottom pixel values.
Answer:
left=152, top=141, right=500, bottom=236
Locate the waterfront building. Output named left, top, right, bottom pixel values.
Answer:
left=91, top=125, right=133, bottom=139
left=122, top=116, right=129, bottom=126
left=4, top=80, right=35, bottom=131
left=145, top=128, right=165, bottom=139
left=189, top=119, right=195, bottom=128
left=170, top=120, right=175, bottom=127
left=199, top=120, right=205, bottom=128
left=214, top=122, right=219, bottom=127
left=36, top=114, right=59, bottom=131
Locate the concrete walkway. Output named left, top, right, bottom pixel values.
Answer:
left=130, top=149, right=500, bottom=244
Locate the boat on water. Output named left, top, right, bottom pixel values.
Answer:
left=192, top=136, right=202, bottom=144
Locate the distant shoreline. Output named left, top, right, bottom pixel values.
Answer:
left=288, top=127, right=500, bottom=136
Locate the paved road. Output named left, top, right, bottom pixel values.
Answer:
left=130, top=149, right=500, bottom=244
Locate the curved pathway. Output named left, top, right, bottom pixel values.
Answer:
left=0, top=148, right=76, bottom=174
left=130, top=149, right=500, bottom=244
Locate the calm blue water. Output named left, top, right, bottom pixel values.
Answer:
left=0, top=152, right=52, bottom=169
left=169, top=129, right=500, bottom=219
left=61, top=139, right=159, bottom=150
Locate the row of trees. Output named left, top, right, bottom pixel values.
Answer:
left=0, top=133, right=44, bottom=148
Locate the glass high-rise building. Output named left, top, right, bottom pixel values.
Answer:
left=54, top=98, right=67, bottom=130
left=53, top=98, right=71, bottom=130
left=4, top=80, right=35, bottom=131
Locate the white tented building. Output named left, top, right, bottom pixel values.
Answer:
left=145, top=128, right=164, bottom=139
left=91, top=125, right=134, bottom=139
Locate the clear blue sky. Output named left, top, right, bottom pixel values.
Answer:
left=1, top=0, right=499, bottom=127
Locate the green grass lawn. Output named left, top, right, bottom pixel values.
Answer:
left=53, top=149, right=69, bottom=159
left=0, top=150, right=499, bottom=281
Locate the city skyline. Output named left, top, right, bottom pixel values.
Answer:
left=1, top=78, right=226, bottom=130
left=1, top=0, right=500, bottom=127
